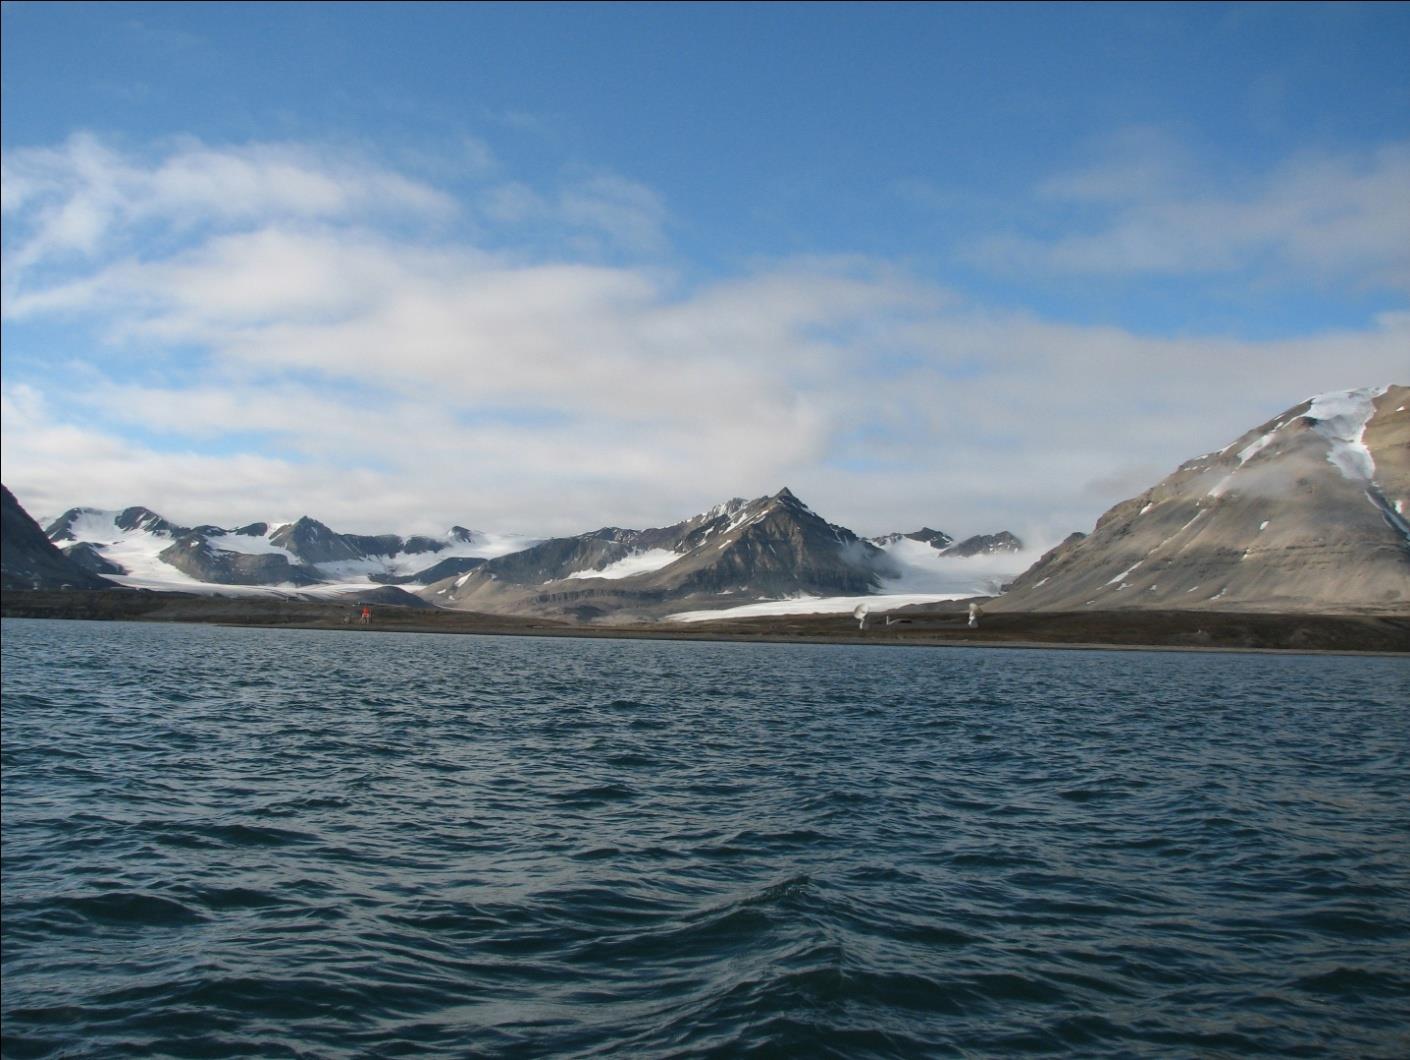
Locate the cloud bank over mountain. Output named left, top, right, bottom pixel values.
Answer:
left=3, top=6, right=1406, bottom=541
left=5, top=131, right=1405, bottom=542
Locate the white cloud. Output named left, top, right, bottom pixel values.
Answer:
left=480, top=171, right=668, bottom=254
left=1, top=133, right=456, bottom=306
left=1035, top=126, right=1196, bottom=204
left=2, top=135, right=1406, bottom=545
left=968, top=138, right=1410, bottom=290
left=557, top=173, right=668, bottom=253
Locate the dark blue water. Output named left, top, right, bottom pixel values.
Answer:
left=3, top=619, right=1408, bottom=1058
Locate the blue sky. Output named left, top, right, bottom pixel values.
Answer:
left=2, top=1, right=1407, bottom=539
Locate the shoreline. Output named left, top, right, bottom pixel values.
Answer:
left=220, top=620, right=1410, bottom=658
left=3, top=590, right=1407, bottom=657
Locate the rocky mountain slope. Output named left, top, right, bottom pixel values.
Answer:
left=993, top=384, right=1409, bottom=614
left=425, top=488, right=897, bottom=621
left=2, top=485, right=114, bottom=591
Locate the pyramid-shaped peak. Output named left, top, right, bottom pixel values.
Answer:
left=767, top=487, right=814, bottom=512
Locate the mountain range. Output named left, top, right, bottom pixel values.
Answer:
left=7, top=486, right=1024, bottom=620
left=3, top=384, right=1405, bottom=619
left=40, top=506, right=510, bottom=590
left=429, top=488, right=908, bottom=621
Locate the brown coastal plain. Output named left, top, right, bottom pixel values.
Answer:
left=3, top=590, right=1407, bottom=655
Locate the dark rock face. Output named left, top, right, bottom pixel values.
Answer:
left=427, top=487, right=894, bottom=620
left=338, top=585, right=438, bottom=609
left=266, top=517, right=448, bottom=567
left=46, top=508, right=101, bottom=542
left=115, top=506, right=186, bottom=537
left=466, top=527, right=640, bottom=587
left=872, top=527, right=955, bottom=550
left=267, top=517, right=368, bottom=565
left=372, top=556, right=485, bottom=585
left=653, top=488, right=889, bottom=598
left=995, top=384, right=1410, bottom=614
left=2, top=486, right=114, bottom=591
left=870, top=527, right=1022, bottom=555
left=158, top=535, right=323, bottom=586
left=63, top=542, right=127, bottom=576
left=947, top=531, right=1024, bottom=557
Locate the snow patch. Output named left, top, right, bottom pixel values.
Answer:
left=875, top=536, right=1041, bottom=598
left=1305, top=385, right=1387, bottom=483
left=1236, top=425, right=1281, bottom=465
left=668, top=592, right=972, bottom=623
left=566, top=549, right=681, bottom=581
left=1105, top=561, right=1142, bottom=587
left=210, top=531, right=297, bottom=559
left=318, top=531, right=538, bottom=580
left=51, top=509, right=195, bottom=586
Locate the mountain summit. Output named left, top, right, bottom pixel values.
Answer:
left=995, top=385, right=1409, bottom=613
left=426, top=487, right=892, bottom=621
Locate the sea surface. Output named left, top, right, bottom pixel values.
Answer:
left=2, top=618, right=1408, bottom=1058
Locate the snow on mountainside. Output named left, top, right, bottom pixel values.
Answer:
left=24, top=488, right=1033, bottom=619
left=425, top=487, right=1032, bottom=622
left=423, top=487, right=887, bottom=621
left=670, top=534, right=1044, bottom=622
left=40, top=507, right=538, bottom=595
left=993, top=384, right=1410, bottom=614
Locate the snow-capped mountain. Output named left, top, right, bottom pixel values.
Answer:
left=39, top=507, right=536, bottom=593
left=871, top=527, right=1023, bottom=557
left=425, top=488, right=889, bottom=621
left=994, top=384, right=1410, bottom=613
left=871, top=527, right=955, bottom=549
left=424, top=487, right=1032, bottom=622
left=8, top=486, right=1036, bottom=618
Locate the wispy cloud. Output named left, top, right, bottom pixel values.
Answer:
left=1, top=133, right=456, bottom=301
left=481, top=171, right=668, bottom=255
left=2, top=135, right=1405, bottom=542
left=958, top=132, right=1410, bottom=293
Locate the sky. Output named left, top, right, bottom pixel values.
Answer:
left=2, top=1, right=1407, bottom=542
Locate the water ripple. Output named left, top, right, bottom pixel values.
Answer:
left=3, top=618, right=1408, bottom=1057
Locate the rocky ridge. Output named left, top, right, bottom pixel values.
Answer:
left=426, top=488, right=897, bottom=622
left=1, top=486, right=114, bottom=591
